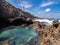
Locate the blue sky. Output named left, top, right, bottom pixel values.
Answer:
left=6, top=0, right=60, bottom=19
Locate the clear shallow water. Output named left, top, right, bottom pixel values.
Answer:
left=0, top=26, right=40, bottom=45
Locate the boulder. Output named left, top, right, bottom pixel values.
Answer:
left=52, top=20, right=59, bottom=28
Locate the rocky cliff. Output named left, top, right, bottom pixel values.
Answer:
left=0, top=0, right=36, bottom=19
left=0, top=0, right=36, bottom=28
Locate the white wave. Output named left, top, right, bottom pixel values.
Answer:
left=33, top=19, right=54, bottom=25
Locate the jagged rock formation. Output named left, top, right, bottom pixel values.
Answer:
left=0, top=0, right=36, bottom=28
left=52, top=20, right=59, bottom=28
left=33, top=20, right=60, bottom=45
left=10, top=18, right=33, bottom=26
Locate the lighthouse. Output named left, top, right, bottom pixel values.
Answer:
left=22, top=6, right=25, bottom=11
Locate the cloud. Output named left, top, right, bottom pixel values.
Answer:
left=40, top=1, right=56, bottom=7
left=36, top=8, right=51, bottom=16
left=19, top=1, right=32, bottom=8
left=45, top=8, right=51, bottom=12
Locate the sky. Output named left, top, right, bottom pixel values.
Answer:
left=6, top=0, right=60, bottom=19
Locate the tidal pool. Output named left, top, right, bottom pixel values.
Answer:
left=0, top=26, right=40, bottom=45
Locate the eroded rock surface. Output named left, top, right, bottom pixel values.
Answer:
left=34, top=20, right=60, bottom=45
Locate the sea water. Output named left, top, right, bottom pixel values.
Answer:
left=0, top=26, right=40, bottom=45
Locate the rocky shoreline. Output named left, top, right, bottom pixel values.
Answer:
left=32, top=20, right=60, bottom=45
left=0, top=0, right=60, bottom=45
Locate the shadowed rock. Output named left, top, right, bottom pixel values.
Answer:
left=52, top=20, right=59, bottom=28
left=0, top=0, right=35, bottom=29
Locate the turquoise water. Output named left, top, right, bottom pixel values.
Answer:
left=0, top=26, right=39, bottom=45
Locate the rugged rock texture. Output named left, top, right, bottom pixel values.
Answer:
left=33, top=20, right=60, bottom=45
left=52, top=20, right=59, bottom=28
left=0, top=0, right=35, bottom=28
left=10, top=18, right=33, bottom=26
left=0, top=0, right=36, bottom=19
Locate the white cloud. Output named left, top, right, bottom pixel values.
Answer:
left=19, top=1, right=32, bottom=8
left=45, top=8, right=51, bottom=12
left=40, top=1, right=55, bottom=7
